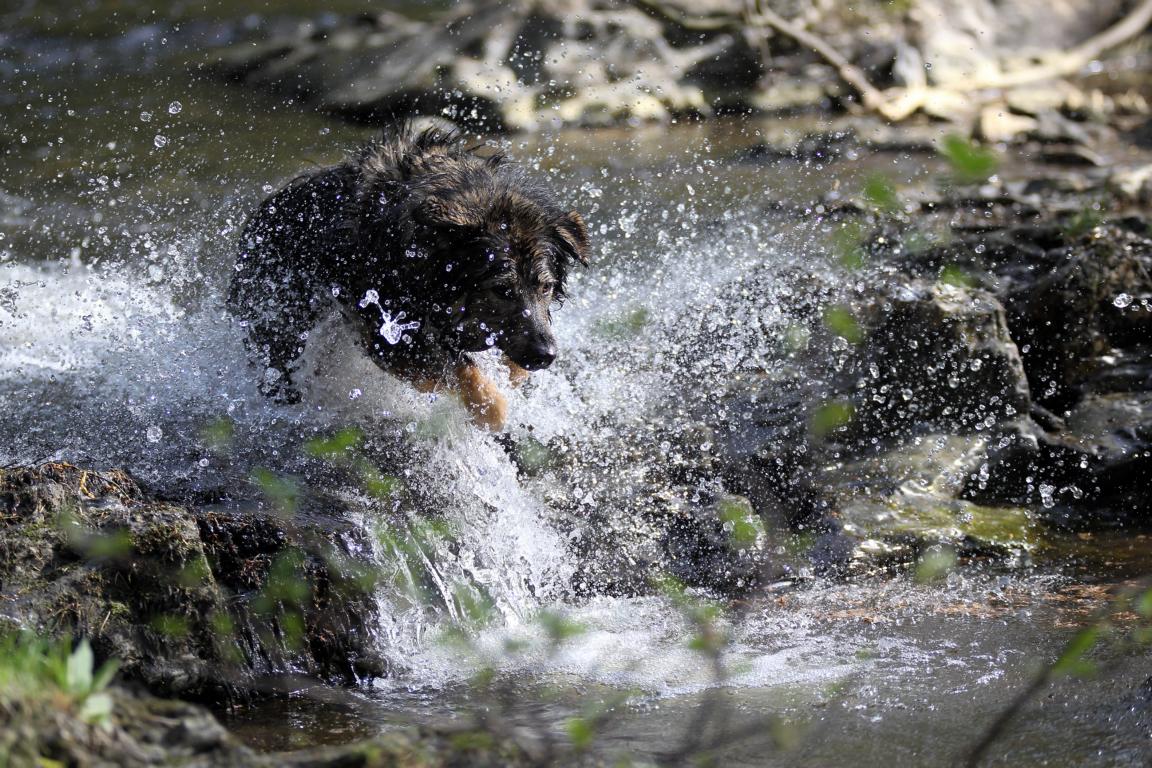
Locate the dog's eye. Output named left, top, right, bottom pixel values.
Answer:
left=538, top=280, right=556, bottom=296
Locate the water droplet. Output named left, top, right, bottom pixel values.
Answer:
left=1113, top=293, right=1133, bottom=308
left=153, top=134, right=169, bottom=149
left=1039, top=483, right=1055, bottom=508
left=146, top=425, right=163, bottom=443
left=140, top=111, right=152, bottom=122
left=167, top=101, right=182, bottom=115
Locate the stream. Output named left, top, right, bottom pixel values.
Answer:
left=3, top=9, right=1152, bottom=766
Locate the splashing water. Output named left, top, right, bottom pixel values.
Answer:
left=359, top=288, right=421, bottom=344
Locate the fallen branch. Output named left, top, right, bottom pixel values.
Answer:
left=743, top=0, right=892, bottom=115
left=744, top=0, right=1152, bottom=122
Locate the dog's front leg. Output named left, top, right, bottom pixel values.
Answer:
left=503, top=355, right=531, bottom=388
left=455, top=361, right=508, bottom=432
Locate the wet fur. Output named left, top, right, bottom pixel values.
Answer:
left=228, top=125, right=588, bottom=430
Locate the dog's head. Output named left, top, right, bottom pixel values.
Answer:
left=354, top=130, right=590, bottom=371
left=414, top=188, right=590, bottom=370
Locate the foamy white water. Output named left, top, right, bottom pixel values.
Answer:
left=0, top=211, right=838, bottom=692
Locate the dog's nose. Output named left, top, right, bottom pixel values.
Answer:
left=519, top=342, right=556, bottom=370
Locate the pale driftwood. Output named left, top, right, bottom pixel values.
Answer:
left=743, top=0, right=1152, bottom=121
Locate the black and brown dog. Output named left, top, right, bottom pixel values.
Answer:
left=228, top=125, right=589, bottom=430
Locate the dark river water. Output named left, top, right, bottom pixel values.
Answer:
left=3, top=6, right=1152, bottom=766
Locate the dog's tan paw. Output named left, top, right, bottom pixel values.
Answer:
left=505, top=357, right=531, bottom=388
left=456, top=363, right=508, bottom=432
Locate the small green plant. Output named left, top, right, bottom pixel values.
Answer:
left=939, top=134, right=999, bottom=185
left=1060, top=204, right=1105, bottom=239
left=939, top=263, right=975, bottom=288
left=831, top=219, right=867, bottom=270
left=0, top=634, right=119, bottom=728
left=822, top=305, right=863, bottom=344
left=810, top=400, right=855, bottom=437
left=717, top=495, right=764, bottom=548
left=862, top=173, right=902, bottom=215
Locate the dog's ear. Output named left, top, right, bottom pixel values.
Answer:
left=555, top=210, right=590, bottom=266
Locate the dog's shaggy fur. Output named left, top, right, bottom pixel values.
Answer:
left=228, top=125, right=589, bottom=430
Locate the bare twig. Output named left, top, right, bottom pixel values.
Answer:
left=744, top=0, right=890, bottom=115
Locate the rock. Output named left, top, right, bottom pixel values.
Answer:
left=659, top=493, right=769, bottom=594
left=1037, top=144, right=1107, bottom=166
left=819, top=435, right=1038, bottom=569
left=850, top=280, right=1032, bottom=440
left=555, top=430, right=776, bottom=597
left=741, top=129, right=859, bottom=162
left=1003, top=223, right=1152, bottom=411
left=967, top=396, right=1152, bottom=525
left=0, top=682, right=529, bottom=768
left=0, top=464, right=386, bottom=699
left=750, top=77, right=833, bottom=113
left=1109, top=164, right=1152, bottom=203
left=978, top=105, right=1039, bottom=143
left=1004, top=82, right=1082, bottom=116
left=1029, top=110, right=1098, bottom=145
left=1063, top=392, right=1152, bottom=521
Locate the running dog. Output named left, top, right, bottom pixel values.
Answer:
left=228, top=125, right=589, bottom=430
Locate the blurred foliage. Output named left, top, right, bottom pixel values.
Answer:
left=1061, top=204, right=1105, bottom=239
left=595, top=306, right=651, bottom=340
left=939, top=134, right=999, bottom=185
left=939, top=263, right=975, bottom=288
left=862, top=173, right=902, bottom=215
left=822, top=305, right=863, bottom=344
left=251, top=467, right=299, bottom=516
left=914, top=546, right=957, bottom=584
left=831, top=220, right=868, bottom=271
left=0, top=634, right=118, bottom=729
left=717, top=495, right=764, bottom=548
left=200, top=417, right=235, bottom=454
left=810, top=400, right=855, bottom=437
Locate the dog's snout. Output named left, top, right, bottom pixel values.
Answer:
left=519, top=342, right=556, bottom=370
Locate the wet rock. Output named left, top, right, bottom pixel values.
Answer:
left=1002, top=223, right=1152, bottom=411
left=966, top=396, right=1152, bottom=526
left=659, top=493, right=769, bottom=594
left=821, top=435, right=1038, bottom=568
left=850, top=280, right=1031, bottom=439
left=741, top=129, right=859, bottom=162
left=556, top=433, right=775, bottom=597
left=0, top=683, right=529, bottom=768
left=977, top=106, right=1039, bottom=144
left=0, top=464, right=385, bottom=700
left=893, top=219, right=1152, bottom=412
left=1036, top=144, right=1107, bottom=167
